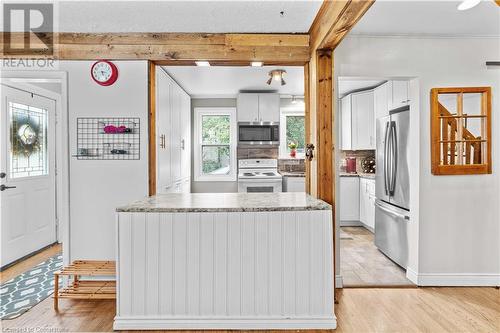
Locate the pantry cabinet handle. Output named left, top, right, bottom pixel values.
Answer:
left=181, top=139, right=185, bottom=150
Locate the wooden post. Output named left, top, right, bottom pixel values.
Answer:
left=304, top=62, right=311, bottom=194
left=148, top=61, right=156, bottom=196
left=315, top=49, right=334, bottom=205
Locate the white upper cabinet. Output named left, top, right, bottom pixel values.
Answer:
left=374, top=82, right=389, bottom=119
left=351, top=91, right=375, bottom=150
left=237, top=93, right=280, bottom=122
left=237, top=93, right=259, bottom=122
left=258, top=93, right=280, bottom=122
left=391, top=80, right=410, bottom=109
left=340, top=95, right=352, bottom=150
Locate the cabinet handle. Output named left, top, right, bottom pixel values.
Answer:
left=181, top=139, right=185, bottom=150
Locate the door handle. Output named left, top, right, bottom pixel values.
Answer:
left=0, top=184, right=16, bottom=191
left=390, top=122, right=398, bottom=195
left=383, top=122, right=390, bottom=195
left=181, top=139, right=185, bottom=150
left=375, top=200, right=409, bottom=220
left=0, top=172, right=6, bottom=179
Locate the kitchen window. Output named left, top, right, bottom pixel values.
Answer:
left=280, top=109, right=305, bottom=158
left=194, top=107, right=237, bottom=181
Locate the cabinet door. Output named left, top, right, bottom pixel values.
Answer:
left=359, top=178, right=367, bottom=224
left=258, top=93, right=280, bottom=122
left=366, top=179, right=376, bottom=230
left=180, top=91, right=191, bottom=180
left=286, top=177, right=305, bottom=192
left=340, top=95, right=352, bottom=150
left=171, top=85, right=182, bottom=182
left=351, top=91, right=374, bottom=150
left=340, top=177, right=360, bottom=221
left=391, top=80, right=409, bottom=109
left=156, top=68, right=173, bottom=193
left=237, top=93, right=259, bottom=122
left=374, top=83, right=388, bottom=145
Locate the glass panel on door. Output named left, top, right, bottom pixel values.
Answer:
left=9, top=102, right=48, bottom=178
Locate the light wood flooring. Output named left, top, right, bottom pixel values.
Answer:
left=340, top=226, right=412, bottom=287
left=2, top=243, right=499, bottom=332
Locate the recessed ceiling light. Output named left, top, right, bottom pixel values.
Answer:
left=251, top=61, right=263, bottom=67
left=457, top=0, right=481, bottom=10
left=195, top=61, right=210, bottom=67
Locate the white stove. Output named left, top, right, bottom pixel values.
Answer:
left=238, top=159, right=282, bottom=192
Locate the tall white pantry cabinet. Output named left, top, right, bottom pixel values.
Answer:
left=156, top=67, right=191, bottom=194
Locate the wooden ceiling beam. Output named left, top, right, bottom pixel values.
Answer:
left=309, top=0, right=375, bottom=51
left=1, top=32, right=310, bottom=64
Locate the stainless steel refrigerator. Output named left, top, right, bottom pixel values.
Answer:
left=375, top=105, right=410, bottom=268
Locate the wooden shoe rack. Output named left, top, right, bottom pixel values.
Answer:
left=53, top=260, right=116, bottom=310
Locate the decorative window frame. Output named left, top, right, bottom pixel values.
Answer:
left=430, top=87, right=492, bottom=175
left=193, top=107, right=237, bottom=182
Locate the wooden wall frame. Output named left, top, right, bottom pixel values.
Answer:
left=430, top=87, right=492, bottom=175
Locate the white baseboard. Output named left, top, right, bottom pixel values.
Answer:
left=406, top=268, right=500, bottom=286
left=340, top=220, right=363, bottom=227
left=113, top=316, right=337, bottom=330
left=336, top=274, right=344, bottom=288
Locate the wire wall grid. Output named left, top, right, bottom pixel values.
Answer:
left=76, top=117, right=140, bottom=160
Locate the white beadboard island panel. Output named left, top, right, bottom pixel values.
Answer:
left=114, top=193, right=335, bottom=330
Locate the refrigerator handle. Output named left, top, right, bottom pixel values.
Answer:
left=390, top=121, right=398, bottom=195
left=375, top=200, right=410, bottom=220
left=383, top=121, right=390, bottom=195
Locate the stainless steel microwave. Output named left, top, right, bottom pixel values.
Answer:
left=238, top=122, right=280, bottom=145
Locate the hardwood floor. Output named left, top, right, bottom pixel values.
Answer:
left=340, top=226, right=412, bottom=286
left=2, top=243, right=499, bottom=332
left=2, top=287, right=498, bottom=332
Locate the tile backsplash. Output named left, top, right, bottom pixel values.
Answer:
left=278, top=158, right=305, bottom=172
left=339, top=150, right=375, bottom=173
left=237, top=147, right=279, bottom=159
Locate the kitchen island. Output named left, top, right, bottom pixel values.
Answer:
left=114, top=193, right=335, bottom=330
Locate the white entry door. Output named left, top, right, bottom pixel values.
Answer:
left=1, top=85, right=56, bottom=268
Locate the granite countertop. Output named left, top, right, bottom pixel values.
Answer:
left=339, top=172, right=376, bottom=179
left=280, top=171, right=305, bottom=177
left=117, top=192, right=331, bottom=213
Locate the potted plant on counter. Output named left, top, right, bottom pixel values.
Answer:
left=288, top=141, right=297, bottom=158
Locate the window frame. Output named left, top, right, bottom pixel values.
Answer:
left=279, top=108, right=306, bottom=158
left=193, top=107, right=237, bottom=182
left=430, top=87, right=492, bottom=175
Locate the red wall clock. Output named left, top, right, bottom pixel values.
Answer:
left=91, top=60, right=118, bottom=86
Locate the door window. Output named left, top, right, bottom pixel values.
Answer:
left=9, top=102, right=48, bottom=178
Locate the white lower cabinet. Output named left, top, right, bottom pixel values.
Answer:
left=339, top=177, right=360, bottom=221
left=359, top=177, right=375, bottom=231
left=283, top=176, right=305, bottom=192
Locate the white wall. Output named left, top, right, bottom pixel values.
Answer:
left=62, top=61, right=149, bottom=261
left=335, top=36, right=500, bottom=285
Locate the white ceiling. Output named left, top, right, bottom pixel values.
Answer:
left=58, top=1, right=322, bottom=33
left=164, top=66, right=304, bottom=98
left=338, top=79, right=386, bottom=98
left=350, top=0, right=500, bottom=37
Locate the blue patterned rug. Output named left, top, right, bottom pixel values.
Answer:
left=1, top=254, right=62, bottom=319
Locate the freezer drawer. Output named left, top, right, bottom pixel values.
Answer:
left=374, top=200, right=409, bottom=268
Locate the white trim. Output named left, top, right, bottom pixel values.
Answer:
left=347, top=34, right=500, bottom=40
left=1, top=71, right=70, bottom=266
left=406, top=266, right=419, bottom=285
left=407, top=269, right=500, bottom=286
left=335, top=274, right=344, bottom=289
left=193, top=107, right=237, bottom=182
left=113, top=317, right=337, bottom=330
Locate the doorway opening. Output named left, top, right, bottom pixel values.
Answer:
left=148, top=63, right=307, bottom=196
left=337, top=77, right=415, bottom=287
left=0, top=72, right=68, bottom=272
